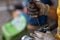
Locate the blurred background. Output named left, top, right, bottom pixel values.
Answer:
left=0, top=0, right=58, bottom=40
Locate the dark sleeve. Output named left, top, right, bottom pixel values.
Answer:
left=47, top=7, right=58, bottom=31
left=48, top=22, right=58, bottom=31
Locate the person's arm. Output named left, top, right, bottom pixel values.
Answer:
left=47, top=7, right=58, bottom=31
left=22, top=1, right=28, bottom=14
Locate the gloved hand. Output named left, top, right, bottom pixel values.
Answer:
left=44, top=31, right=57, bottom=40
left=30, top=31, right=57, bottom=40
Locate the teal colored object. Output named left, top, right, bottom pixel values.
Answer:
left=2, top=15, right=27, bottom=40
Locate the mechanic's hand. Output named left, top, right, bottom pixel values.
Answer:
left=44, top=31, right=57, bottom=40
left=30, top=31, right=56, bottom=40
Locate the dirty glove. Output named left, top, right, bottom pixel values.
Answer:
left=30, top=31, right=57, bottom=40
